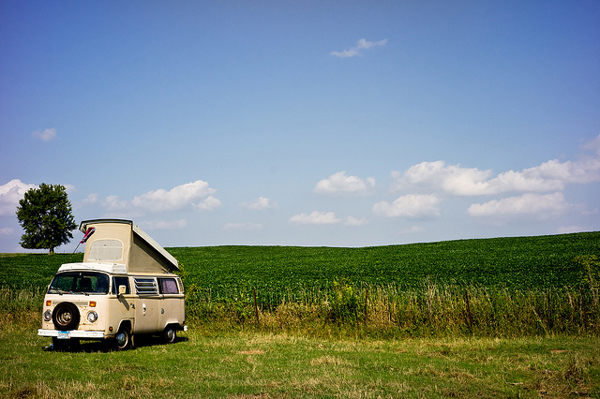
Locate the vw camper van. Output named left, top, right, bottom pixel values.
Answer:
left=38, top=219, right=186, bottom=350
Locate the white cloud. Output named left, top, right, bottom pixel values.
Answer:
left=132, top=180, right=220, bottom=212
left=0, top=179, right=36, bottom=215
left=356, top=38, right=388, bottom=49
left=391, top=156, right=600, bottom=196
left=242, top=197, right=277, bottom=210
left=344, top=216, right=369, bottom=226
left=289, top=211, right=341, bottom=225
left=32, top=128, right=57, bottom=141
left=391, top=161, right=493, bottom=195
left=193, top=195, right=222, bottom=211
left=315, top=171, right=376, bottom=195
left=467, top=192, right=570, bottom=218
left=139, top=219, right=187, bottom=230
left=373, top=194, right=442, bottom=218
left=0, top=227, right=14, bottom=236
left=331, top=38, right=387, bottom=58
left=223, top=222, right=263, bottom=231
left=331, top=48, right=360, bottom=58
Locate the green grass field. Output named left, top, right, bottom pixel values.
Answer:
left=2, top=322, right=599, bottom=398
left=1, top=232, right=599, bottom=397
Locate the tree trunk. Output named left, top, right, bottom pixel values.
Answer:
left=49, top=247, right=55, bottom=254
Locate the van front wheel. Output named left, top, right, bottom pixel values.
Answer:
left=115, top=329, right=131, bottom=351
left=163, top=326, right=176, bottom=344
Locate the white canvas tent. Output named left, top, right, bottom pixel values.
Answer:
left=79, top=219, right=178, bottom=274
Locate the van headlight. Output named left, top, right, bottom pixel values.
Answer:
left=87, top=311, right=98, bottom=323
left=43, top=310, right=52, bottom=322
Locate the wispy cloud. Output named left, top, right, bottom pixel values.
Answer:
left=32, top=128, right=57, bottom=142
left=557, top=225, right=593, bottom=234
left=241, top=197, right=277, bottom=210
left=103, top=195, right=129, bottom=212
left=331, top=38, right=387, bottom=58
left=290, top=211, right=341, bottom=225
left=81, top=193, right=98, bottom=205
left=344, top=216, right=369, bottom=226
left=583, top=134, right=600, bottom=156
left=399, top=225, right=426, bottom=234
left=139, top=219, right=187, bottom=230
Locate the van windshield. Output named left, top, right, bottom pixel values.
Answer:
left=48, top=272, right=109, bottom=295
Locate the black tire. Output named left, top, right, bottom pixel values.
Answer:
left=115, top=328, right=131, bottom=351
left=163, top=326, right=177, bottom=344
left=52, top=302, right=80, bottom=331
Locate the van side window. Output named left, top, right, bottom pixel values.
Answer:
left=134, top=278, right=158, bottom=295
left=112, top=277, right=130, bottom=295
left=158, top=278, right=179, bottom=294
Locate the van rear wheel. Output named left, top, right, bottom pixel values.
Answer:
left=163, top=326, right=176, bottom=344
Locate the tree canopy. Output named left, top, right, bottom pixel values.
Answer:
left=16, top=183, right=77, bottom=253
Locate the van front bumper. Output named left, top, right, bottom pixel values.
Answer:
left=38, top=329, right=106, bottom=339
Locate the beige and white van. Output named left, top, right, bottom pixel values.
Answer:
left=38, top=219, right=186, bottom=350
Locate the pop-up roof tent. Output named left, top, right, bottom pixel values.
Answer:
left=79, top=219, right=178, bottom=274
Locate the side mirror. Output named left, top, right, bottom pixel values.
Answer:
left=118, top=285, right=127, bottom=296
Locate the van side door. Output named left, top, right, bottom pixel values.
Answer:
left=133, top=277, right=160, bottom=333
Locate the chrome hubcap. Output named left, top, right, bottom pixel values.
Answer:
left=116, top=332, right=127, bottom=346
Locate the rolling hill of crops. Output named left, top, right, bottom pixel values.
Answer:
left=2, top=231, right=597, bottom=295
left=170, top=232, right=599, bottom=302
left=1, top=232, right=599, bottom=336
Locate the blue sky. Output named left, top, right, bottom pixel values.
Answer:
left=1, top=1, right=599, bottom=252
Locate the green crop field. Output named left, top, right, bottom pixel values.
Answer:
left=1, top=231, right=599, bottom=338
left=2, top=231, right=598, bottom=293
left=168, top=232, right=600, bottom=302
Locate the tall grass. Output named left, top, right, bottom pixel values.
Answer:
left=183, top=281, right=599, bottom=338
left=0, top=286, right=45, bottom=328
left=3, top=282, right=598, bottom=338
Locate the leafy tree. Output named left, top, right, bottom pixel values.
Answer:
left=16, top=183, right=77, bottom=254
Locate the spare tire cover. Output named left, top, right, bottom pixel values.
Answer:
left=52, top=302, right=80, bottom=331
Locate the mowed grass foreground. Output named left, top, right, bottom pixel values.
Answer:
left=2, top=322, right=599, bottom=398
